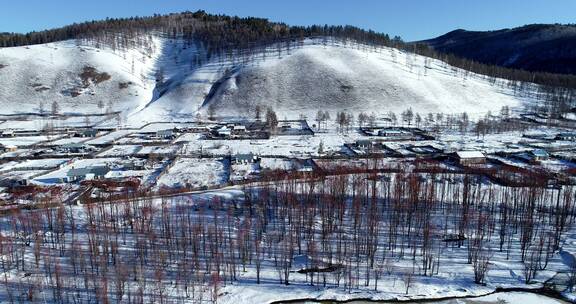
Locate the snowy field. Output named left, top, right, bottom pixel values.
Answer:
left=260, top=158, right=295, bottom=172
left=156, top=157, right=229, bottom=189
left=182, top=134, right=348, bottom=157
left=230, top=162, right=260, bottom=181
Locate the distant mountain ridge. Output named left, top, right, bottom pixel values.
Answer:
left=421, top=24, right=576, bottom=75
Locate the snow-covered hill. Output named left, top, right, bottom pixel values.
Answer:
left=0, top=37, right=536, bottom=126
left=0, top=39, right=159, bottom=116
left=196, top=45, right=532, bottom=118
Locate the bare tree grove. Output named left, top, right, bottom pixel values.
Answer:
left=0, top=167, right=574, bottom=303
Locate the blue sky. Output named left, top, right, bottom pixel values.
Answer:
left=1, top=0, right=575, bottom=41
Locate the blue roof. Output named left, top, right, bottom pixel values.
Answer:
left=531, top=149, right=549, bottom=157
left=67, top=165, right=110, bottom=177
left=234, top=153, right=254, bottom=161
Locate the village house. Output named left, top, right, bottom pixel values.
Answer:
left=121, top=159, right=146, bottom=170
left=10, top=160, right=67, bottom=171
left=80, top=129, right=99, bottom=137
left=356, top=139, right=374, bottom=149
left=66, top=165, right=110, bottom=182
left=156, top=129, right=175, bottom=139
left=407, top=145, right=443, bottom=155
left=61, top=143, right=90, bottom=154
left=216, top=126, right=232, bottom=137
left=186, top=126, right=209, bottom=133
left=232, top=125, right=246, bottom=135
left=104, top=170, right=146, bottom=181
left=0, top=176, right=28, bottom=188
left=378, top=129, right=410, bottom=138
left=510, top=149, right=550, bottom=164
left=294, top=159, right=315, bottom=172
left=0, top=144, right=17, bottom=152
left=0, top=130, right=14, bottom=137
left=556, top=132, right=576, bottom=141
left=232, top=153, right=257, bottom=165
left=455, top=151, right=486, bottom=165
left=529, top=149, right=549, bottom=161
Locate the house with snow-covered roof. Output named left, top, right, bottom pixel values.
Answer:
left=81, top=129, right=99, bottom=137
left=232, top=153, right=257, bottom=165
left=556, top=132, right=576, bottom=141
left=66, top=165, right=110, bottom=182
left=529, top=149, right=549, bottom=161
left=216, top=126, right=232, bottom=137
left=455, top=151, right=486, bottom=165
left=356, top=140, right=374, bottom=149
left=232, top=125, right=246, bottom=135
left=156, top=129, right=175, bottom=139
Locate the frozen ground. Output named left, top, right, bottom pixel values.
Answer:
left=289, top=292, right=568, bottom=303
left=156, top=157, right=229, bottom=189
left=260, top=158, right=295, bottom=171
left=182, top=133, right=349, bottom=157
left=230, top=162, right=260, bottom=181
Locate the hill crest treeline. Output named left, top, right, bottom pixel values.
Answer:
left=0, top=11, right=396, bottom=49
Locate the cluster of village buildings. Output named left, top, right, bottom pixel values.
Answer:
left=0, top=113, right=574, bottom=203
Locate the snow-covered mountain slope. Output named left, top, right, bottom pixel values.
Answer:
left=209, top=46, right=530, bottom=117
left=0, top=39, right=160, bottom=116
left=0, top=37, right=536, bottom=125
left=137, top=43, right=534, bottom=123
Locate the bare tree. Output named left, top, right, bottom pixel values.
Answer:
left=51, top=100, right=60, bottom=115
left=401, top=108, right=414, bottom=126
left=266, top=108, right=278, bottom=130
left=205, top=104, right=216, bottom=121
left=471, top=244, right=492, bottom=284
left=402, top=266, right=414, bottom=295
left=357, top=112, right=368, bottom=128
left=97, top=100, right=105, bottom=114
left=255, top=104, right=262, bottom=121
